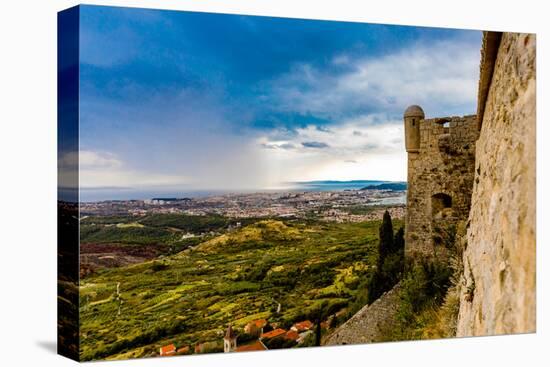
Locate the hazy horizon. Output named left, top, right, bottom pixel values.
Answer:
left=76, top=179, right=405, bottom=202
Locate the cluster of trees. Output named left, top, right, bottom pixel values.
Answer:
left=81, top=213, right=258, bottom=244
left=140, top=213, right=229, bottom=233
left=80, top=225, right=175, bottom=245
left=330, top=212, right=405, bottom=326
left=367, top=211, right=405, bottom=304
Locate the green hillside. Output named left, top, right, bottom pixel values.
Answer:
left=79, top=218, right=398, bottom=360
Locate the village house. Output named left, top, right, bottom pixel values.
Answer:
left=159, top=344, right=176, bottom=357
left=260, top=328, right=286, bottom=340
left=235, top=340, right=268, bottom=352
left=284, top=330, right=299, bottom=341
left=158, top=319, right=318, bottom=358
left=195, top=340, right=220, bottom=354
left=291, top=320, right=314, bottom=333
left=245, top=319, right=268, bottom=336
left=244, top=319, right=265, bottom=334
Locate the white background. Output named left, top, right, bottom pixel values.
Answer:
left=0, top=0, right=547, bottom=365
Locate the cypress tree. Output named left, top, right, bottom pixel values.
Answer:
left=315, top=318, right=322, bottom=346
left=378, top=210, right=394, bottom=266
left=369, top=215, right=407, bottom=304
left=394, top=226, right=405, bottom=254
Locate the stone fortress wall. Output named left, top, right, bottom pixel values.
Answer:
left=404, top=109, right=479, bottom=258
left=456, top=32, right=536, bottom=336
left=325, top=284, right=403, bottom=345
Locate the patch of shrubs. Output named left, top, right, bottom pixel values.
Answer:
left=139, top=213, right=228, bottom=233
left=399, top=260, right=452, bottom=318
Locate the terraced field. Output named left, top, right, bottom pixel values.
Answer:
left=79, top=217, right=400, bottom=361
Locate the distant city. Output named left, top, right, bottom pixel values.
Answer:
left=80, top=180, right=407, bottom=222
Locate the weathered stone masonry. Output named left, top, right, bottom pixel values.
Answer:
left=404, top=107, right=478, bottom=258
left=457, top=32, right=536, bottom=336
left=325, top=284, right=403, bottom=345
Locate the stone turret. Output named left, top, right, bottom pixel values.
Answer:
left=403, top=105, right=478, bottom=259
left=403, top=105, right=425, bottom=153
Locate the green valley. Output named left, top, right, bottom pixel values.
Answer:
left=79, top=216, right=400, bottom=360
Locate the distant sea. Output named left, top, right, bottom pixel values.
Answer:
left=78, top=180, right=404, bottom=203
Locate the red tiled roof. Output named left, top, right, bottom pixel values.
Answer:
left=253, top=319, right=268, bottom=328
left=293, top=320, right=314, bottom=331
left=235, top=340, right=268, bottom=352
left=285, top=330, right=299, bottom=341
left=194, top=344, right=202, bottom=353
left=160, top=344, right=176, bottom=356
left=261, top=328, right=286, bottom=339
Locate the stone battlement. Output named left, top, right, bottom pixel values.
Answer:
left=419, top=115, right=477, bottom=154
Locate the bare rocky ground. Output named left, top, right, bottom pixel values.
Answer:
left=80, top=243, right=168, bottom=278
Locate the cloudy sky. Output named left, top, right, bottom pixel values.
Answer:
left=76, top=5, right=482, bottom=198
